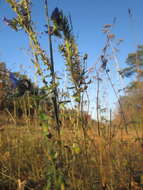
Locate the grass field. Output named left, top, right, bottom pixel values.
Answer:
left=1, top=1, right=143, bottom=189
left=0, top=118, right=143, bottom=190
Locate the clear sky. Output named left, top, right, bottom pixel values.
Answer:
left=0, top=0, right=143, bottom=118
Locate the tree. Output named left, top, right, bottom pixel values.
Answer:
left=0, top=62, right=34, bottom=97
left=115, top=45, right=143, bottom=128
left=122, top=45, right=143, bottom=80
left=0, top=62, right=34, bottom=117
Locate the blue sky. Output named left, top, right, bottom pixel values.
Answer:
left=0, top=0, right=143, bottom=118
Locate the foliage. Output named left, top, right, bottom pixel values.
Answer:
left=1, top=1, right=143, bottom=190
left=50, top=8, right=90, bottom=105
left=121, top=45, right=143, bottom=79
left=115, top=45, right=143, bottom=132
left=116, top=81, right=143, bottom=128
left=0, top=62, right=54, bottom=122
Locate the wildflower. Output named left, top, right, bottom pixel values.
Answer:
left=3, top=17, right=18, bottom=31
left=51, top=7, right=60, bottom=21
left=3, top=17, right=11, bottom=26
left=51, top=7, right=63, bottom=27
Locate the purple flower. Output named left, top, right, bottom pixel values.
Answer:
left=3, top=17, right=18, bottom=31
left=51, top=8, right=60, bottom=20
left=3, top=17, right=11, bottom=26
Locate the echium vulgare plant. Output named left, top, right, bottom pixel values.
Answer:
left=5, top=0, right=61, bottom=134
left=50, top=7, right=91, bottom=107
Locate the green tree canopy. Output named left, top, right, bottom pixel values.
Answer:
left=122, top=45, right=143, bottom=80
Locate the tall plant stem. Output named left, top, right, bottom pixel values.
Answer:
left=44, top=0, right=61, bottom=136
left=106, top=71, right=128, bottom=134
left=96, top=74, right=101, bottom=136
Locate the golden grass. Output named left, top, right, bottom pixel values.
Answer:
left=0, top=122, right=143, bottom=190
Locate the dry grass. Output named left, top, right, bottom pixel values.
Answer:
left=0, top=120, right=143, bottom=190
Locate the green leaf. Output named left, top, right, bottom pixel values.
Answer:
left=42, top=123, right=49, bottom=134
left=72, top=143, right=81, bottom=154
left=39, top=112, right=49, bottom=121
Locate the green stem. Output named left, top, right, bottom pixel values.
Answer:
left=44, top=0, right=61, bottom=135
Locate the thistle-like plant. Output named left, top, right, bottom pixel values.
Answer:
left=50, top=8, right=90, bottom=106
left=5, top=0, right=61, bottom=133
